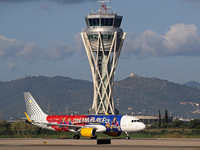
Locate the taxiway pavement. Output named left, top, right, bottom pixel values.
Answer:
left=0, top=138, right=200, bottom=150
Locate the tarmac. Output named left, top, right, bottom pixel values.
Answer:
left=0, top=138, right=200, bottom=150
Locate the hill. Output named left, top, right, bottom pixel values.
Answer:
left=114, top=76, right=200, bottom=118
left=183, top=81, right=200, bottom=89
left=0, top=76, right=200, bottom=120
left=0, top=76, right=93, bottom=120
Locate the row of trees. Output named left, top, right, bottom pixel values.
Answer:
left=156, top=109, right=200, bottom=129
left=1, top=118, right=200, bottom=137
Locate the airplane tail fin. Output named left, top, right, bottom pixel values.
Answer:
left=24, top=92, right=47, bottom=122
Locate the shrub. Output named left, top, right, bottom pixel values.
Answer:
left=161, top=123, right=168, bottom=129
left=0, top=120, right=12, bottom=135
left=168, top=120, right=183, bottom=128
left=165, top=132, right=185, bottom=138
left=161, top=129, right=168, bottom=134
left=188, top=119, right=200, bottom=129
left=11, top=121, right=39, bottom=136
left=192, top=129, right=200, bottom=134
left=180, top=123, right=188, bottom=129
left=149, top=123, right=159, bottom=129
left=195, top=125, right=200, bottom=129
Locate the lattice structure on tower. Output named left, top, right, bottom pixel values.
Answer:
left=81, top=1, right=126, bottom=115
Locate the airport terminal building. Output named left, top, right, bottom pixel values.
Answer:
left=135, top=115, right=173, bottom=126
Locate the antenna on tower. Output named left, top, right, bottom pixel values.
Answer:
left=98, top=1, right=111, bottom=14
left=97, top=1, right=110, bottom=3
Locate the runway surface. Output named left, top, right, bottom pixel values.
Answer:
left=0, top=138, right=200, bottom=150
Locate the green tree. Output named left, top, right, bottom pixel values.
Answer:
left=168, top=120, right=183, bottom=128
left=195, top=125, right=200, bottom=129
left=188, top=119, right=200, bottom=129
left=180, top=123, right=188, bottom=129
left=158, top=110, right=161, bottom=129
left=11, top=121, right=39, bottom=136
left=161, top=123, right=168, bottom=129
left=164, top=109, right=168, bottom=124
left=0, top=120, right=12, bottom=135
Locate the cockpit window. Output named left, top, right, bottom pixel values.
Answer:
left=131, top=120, right=141, bottom=123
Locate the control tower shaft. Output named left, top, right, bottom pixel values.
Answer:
left=81, top=1, right=126, bottom=115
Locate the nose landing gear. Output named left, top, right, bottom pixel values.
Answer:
left=125, top=132, right=130, bottom=139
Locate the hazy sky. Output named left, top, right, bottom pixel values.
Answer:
left=1, top=0, right=200, bottom=83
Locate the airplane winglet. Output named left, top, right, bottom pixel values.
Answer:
left=24, top=112, right=32, bottom=122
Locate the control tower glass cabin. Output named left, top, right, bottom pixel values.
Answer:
left=81, top=1, right=126, bottom=115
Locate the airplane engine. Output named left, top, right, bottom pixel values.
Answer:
left=80, top=128, right=96, bottom=137
left=106, top=131, right=121, bottom=137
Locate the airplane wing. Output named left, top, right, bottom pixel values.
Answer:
left=44, top=123, right=82, bottom=128
left=24, top=112, right=100, bottom=131
left=9, top=116, right=32, bottom=124
left=43, top=122, right=98, bottom=131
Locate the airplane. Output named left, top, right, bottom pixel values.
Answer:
left=23, top=92, right=146, bottom=139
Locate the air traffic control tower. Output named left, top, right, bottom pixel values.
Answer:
left=81, top=1, right=126, bottom=115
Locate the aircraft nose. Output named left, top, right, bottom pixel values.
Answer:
left=141, top=123, right=146, bottom=130
left=139, top=123, right=146, bottom=130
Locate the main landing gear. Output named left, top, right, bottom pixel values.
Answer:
left=125, top=132, right=130, bottom=140
left=73, top=134, right=80, bottom=139
left=91, top=135, right=97, bottom=139
left=73, top=135, right=97, bottom=139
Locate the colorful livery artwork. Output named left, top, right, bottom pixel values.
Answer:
left=47, top=115, right=122, bottom=133
left=23, top=92, right=145, bottom=139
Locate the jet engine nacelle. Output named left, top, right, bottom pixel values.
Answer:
left=106, top=131, right=121, bottom=137
left=80, top=128, right=96, bottom=137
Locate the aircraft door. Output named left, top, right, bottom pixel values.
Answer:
left=121, top=116, right=126, bottom=127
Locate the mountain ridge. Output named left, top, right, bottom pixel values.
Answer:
left=183, top=81, right=200, bottom=89
left=0, top=75, right=200, bottom=120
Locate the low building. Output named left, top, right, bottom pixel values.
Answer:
left=135, top=115, right=173, bottom=126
